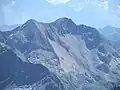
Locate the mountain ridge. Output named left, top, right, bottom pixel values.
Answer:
left=0, top=17, right=120, bottom=90
left=0, top=42, right=64, bottom=90
left=99, top=25, right=120, bottom=54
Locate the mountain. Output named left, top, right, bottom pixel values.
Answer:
left=0, top=24, right=20, bottom=31
left=99, top=25, right=120, bottom=41
left=99, top=26, right=120, bottom=53
left=1, top=17, right=120, bottom=90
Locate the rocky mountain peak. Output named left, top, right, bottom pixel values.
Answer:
left=55, top=17, right=76, bottom=27
left=55, top=17, right=71, bottom=23
left=25, top=19, right=38, bottom=24
left=0, top=17, right=120, bottom=90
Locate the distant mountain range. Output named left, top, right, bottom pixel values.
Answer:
left=99, top=25, right=120, bottom=41
left=0, top=17, right=120, bottom=90
left=0, top=24, right=20, bottom=31
left=99, top=26, right=120, bottom=53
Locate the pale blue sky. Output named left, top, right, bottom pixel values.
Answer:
left=0, top=0, right=120, bottom=28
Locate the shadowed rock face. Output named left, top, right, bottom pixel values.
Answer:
left=98, top=45, right=107, bottom=54
left=0, top=31, right=5, bottom=43
left=78, top=25, right=101, bottom=50
left=112, top=86, right=120, bottom=90
left=0, top=43, right=64, bottom=90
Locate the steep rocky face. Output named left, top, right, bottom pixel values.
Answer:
left=113, top=86, right=120, bottom=90
left=0, top=43, right=64, bottom=90
left=1, top=17, right=120, bottom=90
left=0, top=31, right=6, bottom=43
